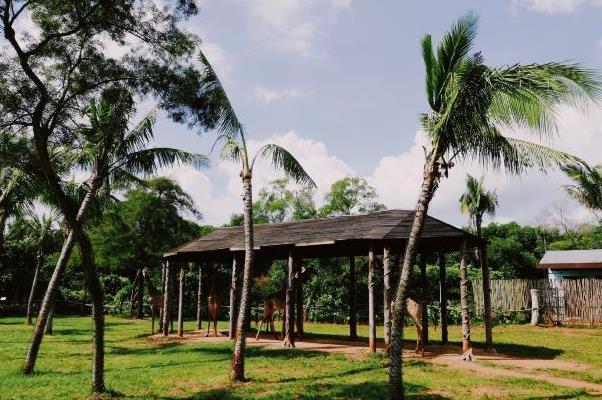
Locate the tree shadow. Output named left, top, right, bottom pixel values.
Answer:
left=153, top=381, right=450, bottom=400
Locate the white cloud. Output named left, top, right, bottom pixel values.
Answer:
left=160, top=103, right=602, bottom=228
left=243, top=0, right=351, bottom=56
left=162, top=130, right=352, bottom=225
left=254, top=85, right=313, bottom=104
left=511, top=0, right=602, bottom=14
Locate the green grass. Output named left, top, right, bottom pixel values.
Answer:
left=0, top=316, right=600, bottom=399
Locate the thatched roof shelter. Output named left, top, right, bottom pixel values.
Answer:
left=164, top=210, right=484, bottom=262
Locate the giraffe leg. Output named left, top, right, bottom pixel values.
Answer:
left=213, top=317, right=218, bottom=337
left=256, top=319, right=264, bottom=340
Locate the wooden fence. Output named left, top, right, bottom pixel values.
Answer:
left=472, top=278, right=602, bottom=324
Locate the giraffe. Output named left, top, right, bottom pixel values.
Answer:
left=142, top=268, right=164, bottom=335
left=256, top=266, right=316, bottom=340
left=205, top=261, right=220, bottom=337
left=384, top=297, right=425, bottom=355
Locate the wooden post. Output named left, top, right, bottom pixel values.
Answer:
left=349, top=256, right=357, bottom=340
left=284, top=248, right=295, bottom=347
left=419, top=254, right=429, bottom=345
left=177, top=264, right=185, bottom=337
left=438, top=253, right=448, bottom=345
left=459, top=244, right=473, bottom=361
left=383, top=246, right=392, bottom=348
left=229, top=254, right=239, bottom=339
left=162, top=261, right=171, bottom=336
left=159, top=263, right=166, bottom=332
left=196, top=263, right=202, bottom=330
left=368, top=244, right=376, bottom=353
left=480, top=244, right=494, bottom=352
left=296, top=261, right=304, bottom=338
left=530, top=289, right=540, bottom=326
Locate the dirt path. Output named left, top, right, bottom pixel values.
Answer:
left=428, top=348, right=602, bottom=396
left=149, top=331, right=602, bottom=395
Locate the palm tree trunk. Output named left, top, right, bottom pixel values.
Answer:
left=389, top=160, right=440, bottom=400
left=178, top=265, right=185, bottom=337
left=459, top=246, right=473, bottom=361
left=22, top=183, right=99, bottom=376
left=196, top=263, right=203, bottom=330
left=231, top=176, right=254, bottom=382
left=44, top=299, right=54, bottom=335
left=136, top=269, right=144, bottom=319
left=78, top=233, right=105, bottom=393
left=22, top=228, right=76, bottom=374
left=26, top=252, right=43, bottom=325
left=162, top=261, right=171, bottom=336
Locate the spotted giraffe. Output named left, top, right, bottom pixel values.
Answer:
left=142, top=268, right=164, bottom=335
left=385, top=297, right=425, bottom=356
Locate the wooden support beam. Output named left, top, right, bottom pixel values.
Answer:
left=438, top=253, right=448, bottom=345
left=459, top=244, right=473, bottom=361
left=284, top=248, right=296, bottom=348
left=229, top=254, right=239, bottom=339
left=349, top=256, right=357, bottom=340
left=296, top=261, right=304, bottom=338
left=480, top=244, right=494, bottom=352
left=159, top=263, right=166, bottom=332
left=196, top=263, right=202, bottom=330
left=368, top=244, right=376, bottom=353
left=177, top=264, right=185, bottom=337
left=419, top=254, right=429, bottom=345
left=162, top=261, right=171, bottom=336
left=383, top=246, right=391, bottom=348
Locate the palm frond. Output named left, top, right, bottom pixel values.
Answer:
left=198, top=51, right=244, bottom=140
left=218, top=137, right=243, bottom=163
left=120, top=148, right=209, bottom=176
left=253, top=144, right=316, bottom=188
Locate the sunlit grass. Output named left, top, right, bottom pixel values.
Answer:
left=0, top=316, right=600, bottom=399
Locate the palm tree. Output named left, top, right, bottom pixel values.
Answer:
left=562, top=162, right=602, bottom=221
left=388, top=13, right=600, bottom=400
left=22, top=89, right=208, bottom=385
left=24, top=212, right=59, bottom=325
left=459, top=175, right=498, bottom=237
left=198, top=53, right=316, bottom=382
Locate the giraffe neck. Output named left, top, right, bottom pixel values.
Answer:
left=144, top=273, right=161, bottom=298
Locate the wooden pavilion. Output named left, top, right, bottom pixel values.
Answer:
left=161, top=209, right=494, bottom=352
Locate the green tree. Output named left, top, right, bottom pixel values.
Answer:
left=2, top=1, right=219, bottom=393
left=24, top=212, right=59, bottom=325
left=459, top=175, right=498, bottom=237
left=318, top=176, right=385, bottom=217
left=389, top=13, right=600, bottom=399
left=562, top=162, right=602, bottom=221
left=21, top=89, right=207, bottom=383
left=198, top=53, right=315, bottom=381
left=91, top=177, right=202, bottom=317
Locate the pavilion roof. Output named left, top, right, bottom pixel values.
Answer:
left=164, top=210, right=483, bottom=262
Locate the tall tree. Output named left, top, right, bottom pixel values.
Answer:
left=388, top=13, right=600, bottom=400
left=459, top=175, right=498, bottom=237
left=24, top=212, right=59, bottom=325
left=198, top=53, right=315, bottom=382
left=562, top=162, right=602, bottom=221
left=21, top=89, right=207, bottom=383
left=318, top=176, right=385, bottom=217
left=1, top=0, right=218, bottom=393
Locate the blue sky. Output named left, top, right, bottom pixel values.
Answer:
left=148, top=0, right=602, bottom=227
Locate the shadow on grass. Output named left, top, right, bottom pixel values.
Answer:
left=153, top=381, right=450, bottom=400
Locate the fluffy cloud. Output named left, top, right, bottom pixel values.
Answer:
left=244, top=0, right=351, bottom=56
left=254, top=85, right=313, bottom=104
left=162, top=103, right=602, bottom=228
left=511, top=0, right=602, bottom=14
left=163, top=130, right=352, bottom=225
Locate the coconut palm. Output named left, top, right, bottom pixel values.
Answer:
left=459, top=175, right=498, bottom=237
left=22, top=89, right=209, bottom=384
left=389, top=13, right=600, bottom=400
left=562, top=162, right=602, bottom=220
left=24, top=212, right=59, bottom=325
left=197, top=53, right=316, bottom=382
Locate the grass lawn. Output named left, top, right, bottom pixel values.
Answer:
left=0, top=316, right=601, bottom=399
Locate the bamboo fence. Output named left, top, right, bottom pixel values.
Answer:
left=472, top=278, right=602, bottom=324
